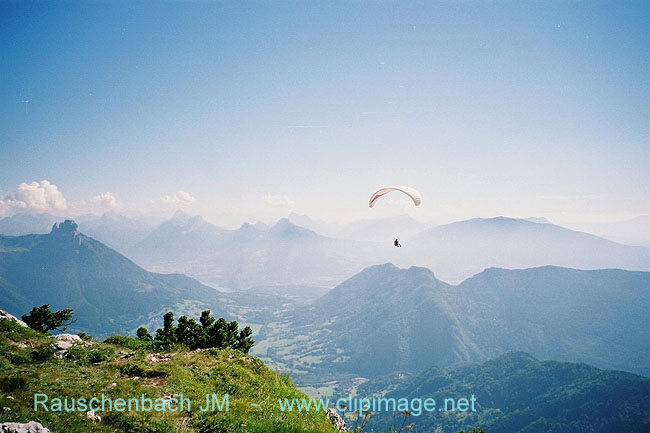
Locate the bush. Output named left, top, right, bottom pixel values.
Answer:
left=136, top=327, right=152, bottom=341
left=30, top=344, right=55, bottom=362
left=77, top=332, right=92, bottom=341
left=0, top=375, right=27, bottom=392
left=104, top=335, right=152, bottom=351
left=89, top=350, right=108, bottom=364
left=150, top=310, right=255, bottom=353
left=67, top=346, right=112, bottom=365
left=119, top=363, right=145, bottom=377
left=5, top=352, right=31, bottom=366
left=0, top=319, right=30, bottom=334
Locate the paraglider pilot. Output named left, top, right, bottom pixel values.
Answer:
left=394, top=238, right=402, bottom=248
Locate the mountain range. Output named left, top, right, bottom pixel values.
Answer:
left=0, top=212, right=59, bottom=235
left=256, top=263, right=650, bottom=379
left=1, top=217, right=649, bottom=422
left=74, top=211, right=152, bottom=251
left=400, top=216, right=650, bottom=283
left=126, top=213, right=650, bottom=288
left=127, top=213, right=377, bottom=289
left=2, top=212, right=649, bottom=288
left=0, top=211, right=151, bottom=251
left=357, top=351, right=650, bottom=433
left=0, top=220, right=229, bottom=336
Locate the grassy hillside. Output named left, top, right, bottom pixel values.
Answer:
left=0, top=320, right=337, bottom=433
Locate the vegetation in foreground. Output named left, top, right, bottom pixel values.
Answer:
left=0, top=317, right=337, bottom=433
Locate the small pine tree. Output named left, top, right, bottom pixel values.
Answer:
left=154, top=311, right=177, bottom=349
left=175, top=315, right=204, bottom=349
left=22, top=304, right=76, bottom=333
left=235, top=326, right=255, bottom=354
left=136, top=326, right=152, bottom=341
left=200, top=310, right=215, bottom=329
left=208, top=317, right=229, bottom=349
left=225, top=320, right=239, bottom=348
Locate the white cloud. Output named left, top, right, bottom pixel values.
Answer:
left=160, top=190, right=196, bottom=205
left=89, top=191, right=119, bottom=211
left=263, top=194, right=295, bottom=208
left=0, top=180, right=67, bottom=216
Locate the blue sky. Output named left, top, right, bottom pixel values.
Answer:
left=1, top=1, right=648, bottom=226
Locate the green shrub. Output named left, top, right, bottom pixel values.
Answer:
left=30, top=344, right=55, bottom=362
left=0, top=319, right=29, bottom=334
left=0, top=375, right=27, bottom=392
left=67, top=346, right=112, bottom=365
left=152, top=339, right=176, bottom=352
left=151, top=310, right=255, bottom=353
left=89, top=350, right=108, bottom=364
left=5, top=352, right=31, bottom=366
left=136, top=326, right=152, bottom=341
left=77, top=332, right=92, bottom=341
left=119, top=363, right=145, bottom=377
left=104, top=335, right=152, bottom=350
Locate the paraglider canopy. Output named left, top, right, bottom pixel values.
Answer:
left=368, top=186, right=422, bottom=208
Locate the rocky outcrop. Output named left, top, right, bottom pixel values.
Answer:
left=49, top=220, right=80, bottom=237
left=52, top=333, right=82, bottom=349
left=326, top=408, right=347, bottom=431
left=0, top=421, right=51, bottom=433
left=146, top=353, right=171, bottom=363
left=0, top=310, right=28, bottom=328
left=51, top=333, right=85, bottom=358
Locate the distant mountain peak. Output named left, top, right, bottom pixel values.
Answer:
left=274, top=217, right=293, bottom=226
left=491, top=351, right=539, bottom=364
left=474, top=216, right=551, bottom=225
left=167, top=212, right=209, bottom=231
left=406, top=265, right=437, bottom=278
left=253, top=221, right=269, bottom=231
left=363, top=262, right=399, bottom=273
left=352, top=263, right=437, bottom=283
left=171, top=210, right=191, bottom=223
left=484, top=216, right=519, bottom=224
left=50, top=219, right=80, bottom=237
left=269, top=218, right=318, bottom=239
left=239, top=222, right=261, bottom=232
